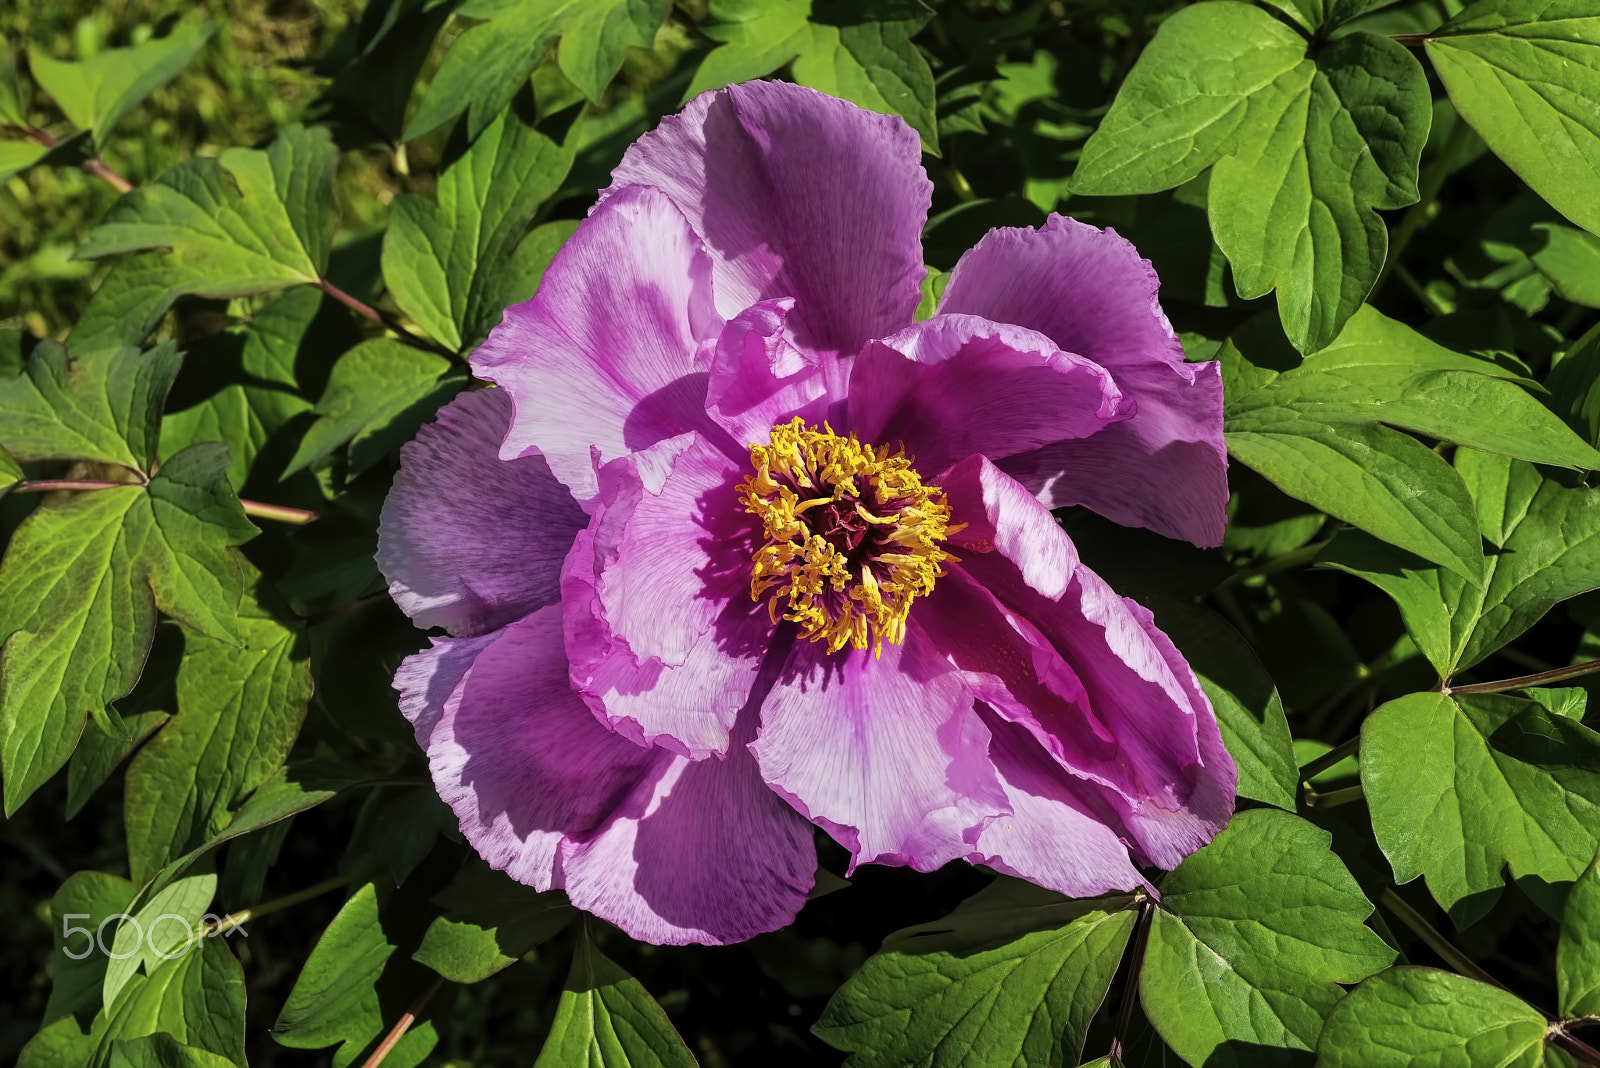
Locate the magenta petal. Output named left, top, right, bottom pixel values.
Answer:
left=404, top=607, right=814, bottom=944
left=402, top=608, right=658, bottom=890
left=561, top=696, right=817, bottom=947
left=847, top=314, right=1124, bottom=475
left=940, top=453, right=1077, bottom=600
left=470, top=185, right=728, bottom=504
left=751, top=625, right=1007, bottom=872
left=967, top=708, right=1149, bottom=898
left=563, top=433, right=774, bottom=759
left=705, top=298, right=837, bottom=446
left=378, top=389, right=587, bottom=635
left=394, top=632, right=496, bottom=750
left=940, top=216, right=1228, bottom=547
left=604, top=80, right=931, bottom=360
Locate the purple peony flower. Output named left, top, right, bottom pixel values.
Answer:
left=378, top=80, right=1237, bottom=945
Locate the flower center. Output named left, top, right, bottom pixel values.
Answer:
left=737, top=417, right=961, bottom=656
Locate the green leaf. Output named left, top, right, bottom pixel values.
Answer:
left=382, top=107, right=575, bottom=352
left=1560, top=847, right=1600, bottom=1018
left=404, top=0, right=672, bottom=141
left=1551, top=322, right=1600, bottom=448
left=1073, top=3, right=1429, bottom=352
left=67, top=707, right=168, bottom=818
left=108, top=1034, right=238, bottom=1068
left=0, top=35, right=28, bottom=125
left=28, top=21, right=216, bottom=145
left=94, top=937, right=246, bottom=1068
left=1140, top=809, right=1396, bottom=1066
left=44, top=871, right=138, bottom=1021
left=1325, top=451, right=1600, bottom=676
left=0, top=443, right=255, bottom=814
left=413, top=860, right=575, bottom=984
left=1259, top=0, right=1399, bottom=34
left=274, top=883, right=400, bottom=1067
left=1531, top=223, right=1600, bottom=307
left=0, top=341, right=180, bottom=471
left=0, top=138, right=51, bottom=184
left=72, top=124, right=338, bottom=351
left=161, top=288, right=330, bottom=488
left=535, top=926, right=697, bottom=1067
left=1427, top=0, right=1600, bottom=238
left=102, top=872, right=217, bottom=1008
left=813, top=877, right=1137, bottom=1067
left=1153, top=600, right=1299, bottom=810
left=689, top=0, right=940, bottom=153
left=1363, top=690, right=1600, bottom=925
left=124, top=575, right=310, bottom=884
left=1316, top=967, right=1548, bottom=1068
left=283, top=339, right=462, bottom=479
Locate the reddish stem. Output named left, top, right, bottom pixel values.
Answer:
left=359, top=978, right=442, bottom=1068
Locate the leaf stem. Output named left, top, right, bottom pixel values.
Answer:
left=1298, top=735, right=1359, bottom=781
left=315, top=278, right=387, bottom=325
left=208, top=875, right=348, bottom=936
left=241, top=499, right=318, bottom=525
left=360, top=976, right=444, bottom=1068
left=1217, top=539, right=1329, bottom=589
left=1107, top=898, right=1155, bottom=1064
left=1550, top=1025, right=1600, bottom=1068
left=1375, top=113, right=1474, bottom=297
left=1377, top=887, right=1503, bottom=989
left=1304, top=783, right=1365, bottom=808
left=1448, top=657, right=1600, bottom=696
left=23, top=123, right=134, bottom=192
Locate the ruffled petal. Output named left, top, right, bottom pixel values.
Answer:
left=940, top=453, right=1078, bottom=600
left=705, top=297, right=837, bottom=446
left=939, top=215, right=1228, bottom=546
left=562, top=432, right=774, bottom=759
left=404, top=607, right=814, bottom=944
left=470, top=185, right=730, bottom=504
left=966, top=707, right=1150, bottom=898
left=394, top=631, right=496, bottom=750
left=560, top=659, right=817, bottom=946
left=847, top=313, right=1125, bottom=475
left=604, top=80, right=931, bottom=361
left=751, top=624, right=1007, bottom=872
left=378, top=389, right=587, bottom=636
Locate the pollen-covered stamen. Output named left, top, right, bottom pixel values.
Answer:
left=737, top=417, right=962, bottom=656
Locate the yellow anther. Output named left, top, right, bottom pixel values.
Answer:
left=736, top=418, right=962, bottom=656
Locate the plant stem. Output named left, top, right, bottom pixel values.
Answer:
left=1107, top=898, right=1155, bottom=1064
left=1298, top=735, right=1359, bottom=782
left=1374, top=114, right=1474, bottom=297
left=315, top=278, right=388, bottom=325
left=1449, top=657, right=1600, bottom=695
left=1304, top=783, right=1365, bottom=809
left=12, top=477, right=317, bottom=525
left=209, top=875, right=348, bottom=936
left=1218, top=539, right=1329, bottom=589
left=1378, top=887, right=1503, bottom=989
left=1551, top=1025, right=1600, bottom=1068
left=23, top=124, right=134, bottom=192
left=241, top=499, right=318, bottom=525
left=360, top=977, right=443, bottom=1068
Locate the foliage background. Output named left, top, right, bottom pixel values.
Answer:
left=3, top=0, right=1600, bottom=1065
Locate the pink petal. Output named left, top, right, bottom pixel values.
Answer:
left=470, top=185, right=729, bottom=504
left=604, top=80, right=931, bottom=361
left=847, top=313, right=1125, bottom=475
left=751, top=625, right=1008, bottom=872
left=400, top=606, right=815, bottom=945
left=940, top=453, right=1078, bottom=600
left=705, top=297, right=839, bottom=446
left=940, top=215, right=1228, bottom=547
left=562, top=432, right=774, bottom=759
left=378, top=389, right=587, bottom=636
left=966, top=707, right=1150, bottom=899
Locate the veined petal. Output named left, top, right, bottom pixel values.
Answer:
left=471, top=185, right=730, bottom=504
left=378, top=389, right=587, bottom=636
left=966, top=708, right=1150, bottom=899
left=848, top=313, right=1125, bottom=476
left=604, top=80, right=931, bottom=361
left=752, top=623, right=1007, bottom=872
left=940, top=215, right=1228, bottom=547
left=705, top=297, right=837, bottom=445
left=402, top=606, right=815, bottom=945
left=562, top=432, right=774, bottom=759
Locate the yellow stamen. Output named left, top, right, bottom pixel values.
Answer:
left=737, top=417, right=962, bottom=656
